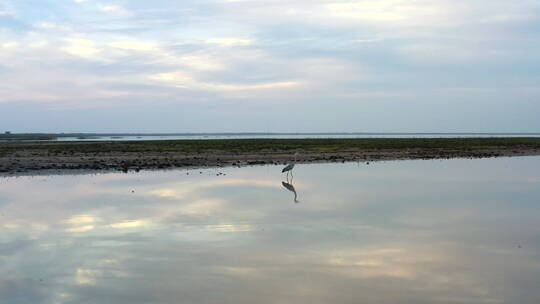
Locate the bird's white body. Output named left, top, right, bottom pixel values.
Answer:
left=282, top=152, right=298, bottom=179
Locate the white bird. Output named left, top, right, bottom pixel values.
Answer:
left=282, top=152, right=298, bottom=179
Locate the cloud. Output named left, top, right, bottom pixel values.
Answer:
left=178, top=55, right=225, bottom=71
left=205, top=37, right=253, bottom=47
left=0, top=10, right=14, bottom=16
left=0, top=0, right=539, bottom=131
left=0, top=42, right=18, bottom=48
left=0, top=2, right=15, bottom=16
left=62, top=38, right=101, bottom=57
left=110, top=220, right=150, bottom=229
left=107, top=40, right=157, bottom=51
left=99, top=4, right=132, bottom=17
left=324, top=0, right=445, bottom=24
left=150, top=70, right=301, bottom=91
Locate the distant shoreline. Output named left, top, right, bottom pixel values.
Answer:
left=1, top=137, right=540, bottom=175
left=2, top=132, right=540, bottom=142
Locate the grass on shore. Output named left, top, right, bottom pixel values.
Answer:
left=1, top=137, right=540, bottom=156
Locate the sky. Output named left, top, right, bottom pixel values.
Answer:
left=0, top=0, right=539, bottom=133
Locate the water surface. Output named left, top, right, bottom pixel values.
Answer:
left=1, top=157, right=540, bottom=304
left=53, top=132, right=540, bottom=141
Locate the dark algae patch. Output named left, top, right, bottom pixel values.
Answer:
left=1, top=138, right=540, bottom=174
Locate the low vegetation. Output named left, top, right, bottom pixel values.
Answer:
left=2, top=137, right=540, bottom=156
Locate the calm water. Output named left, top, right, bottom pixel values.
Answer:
left=54, top=133, right=540, bottom=141
left=1, top=157, right=540, bottom=304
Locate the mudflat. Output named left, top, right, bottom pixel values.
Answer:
left=1, top=138, right=540, bottom=174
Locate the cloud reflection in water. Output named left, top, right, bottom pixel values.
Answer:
left=0, top=157, right=540, bottom=303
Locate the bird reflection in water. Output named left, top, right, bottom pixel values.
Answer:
left=282, top=180, right=299, bottom=203
left=281, top=152, right=300, bottom=203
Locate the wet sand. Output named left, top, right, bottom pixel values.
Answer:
left=2, top=138, right=540, bottom=175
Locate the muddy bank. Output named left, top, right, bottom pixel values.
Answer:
left=1, top=138, right=540, bottom=175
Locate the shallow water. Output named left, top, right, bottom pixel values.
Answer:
left=53, top=132, right=540, bottom=141
left=1, top=157, right=540, bottom=304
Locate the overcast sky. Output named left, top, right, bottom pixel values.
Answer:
left=1, top=0, right=539, bottom=133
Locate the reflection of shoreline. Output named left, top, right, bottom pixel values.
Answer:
left=282, top=181, right=299, bottom=203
